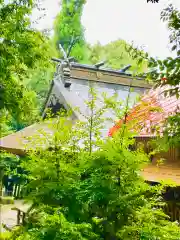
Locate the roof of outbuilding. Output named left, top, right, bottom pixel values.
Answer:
left=142, top=162, right=180, bottom=185
left=108, top=86, right=180, bottom=137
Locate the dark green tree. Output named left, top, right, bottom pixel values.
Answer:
left=0, top=0, right=52, bottom=128
left=53, top=0, right=87, bottom=61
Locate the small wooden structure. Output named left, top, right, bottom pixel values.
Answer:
left=164, top=201, right=180, bottom=222
left=12, top=207, right=27, bottom=225
left=134, top=135, right=180, bottom=221
left=135, top=136, right=180, bottom=185
left=11, top=204, right=31, bottom=226
left=2, top=204, right=31, bottom=231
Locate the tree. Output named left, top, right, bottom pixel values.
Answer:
left=148, top=4, right=180, bottom=97
left=149, top=4, right=180, bottom=146
left=87, top=40, right=147, bottom=72
left=0, top=0, right=52, bottom=128
left=53, top=0, right=87, bottom=61
left=126, top=4, right=180, bottom=95
left=126, top=4, right=180, bottom=146
left=24, top=61, right=56, bottom=109
left=9, top=92, right=180, bottom=239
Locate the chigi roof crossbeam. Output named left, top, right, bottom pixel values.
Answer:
left=52, top=57, right=134, bottom=77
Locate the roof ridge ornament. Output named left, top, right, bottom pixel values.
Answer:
left=119, top=64, right=131, bottom=73
left=51, top=44, right=73, bottom=88
left=147, top=0, right=159, bottom=3
left=94, top=61, right=106, bottom=69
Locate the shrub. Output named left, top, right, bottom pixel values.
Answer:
left=0, top=197, right=14, bottom=205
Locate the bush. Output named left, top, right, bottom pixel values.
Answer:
left=0, top=196, right=14, bottom=205
left=0, top=232, right=11, bottom=240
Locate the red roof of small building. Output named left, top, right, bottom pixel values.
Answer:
left=108, top=86, right=180, bottom=137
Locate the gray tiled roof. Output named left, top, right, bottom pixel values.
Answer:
left=52, top=77, right=146, bottom=137
left=43, top=60, right=149, bottom=137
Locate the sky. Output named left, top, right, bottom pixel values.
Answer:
left=33, top=0, right=180, bottom=59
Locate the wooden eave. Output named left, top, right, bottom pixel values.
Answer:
left=142, top=163, right=180, bottom=186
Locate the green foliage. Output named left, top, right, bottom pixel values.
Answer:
left=9, top=91, right=180, bottom=239
left=23, top=39, right=58, bottom=107
left=0, top=111, right=14, bottom=137
left=0, top=151, right=27, bottom=197
left=163, top=113, right=180, bottom=147
left=11, top=207, right=99, bottom=240
left=126, top=4, right=180, bottom=95
left=0, top=0, right=53, bottom=135
left=24, top=64, right=55, bottom=108
left=126, top=3, right=180, bottom=148
left=53, top=0, right=87, bottom=61
left=87, top=40, right=147, bottom=72
left=119, top=207, right=180, bottom=240
left=0, top=196, right=14, bottom=204
left=0, top=231, right=11, bottom=240
left=0, top=151, right=20, bottom=173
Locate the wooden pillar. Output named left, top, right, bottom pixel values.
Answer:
left=17, top=184, right=21, bottom=199
left=14, top=184, right=18, bottom=198
left=22, top=212, right=26, bottom=225
left=17, top=210, right=21, bottom=225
